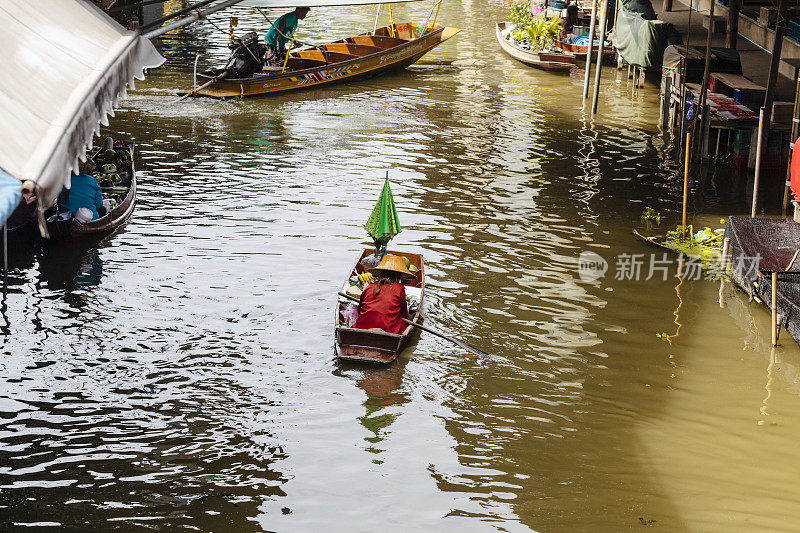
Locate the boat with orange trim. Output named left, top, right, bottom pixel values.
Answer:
left=180, top=21, right=459, bottom=99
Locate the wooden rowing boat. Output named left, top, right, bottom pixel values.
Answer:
left=556, top=40, right=616, bottom=61
left=335, top=248, right=424, bottom=363
left=496, top=22, right=575, bottom=72
left=181, top=22, right=460, bottom=99
left=45, top=140, right=136, bottom=241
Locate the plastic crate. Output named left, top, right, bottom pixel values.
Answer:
left=788, top=20, right=800, bottom=44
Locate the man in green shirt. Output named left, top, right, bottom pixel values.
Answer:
left=264, top=7, right=310, bottom=66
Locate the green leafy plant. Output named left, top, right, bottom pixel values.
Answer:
left=508, top=0, right=559, bottom=50
left=523, top=15, right=560, bottom=50
left=641, top=207, right=662, bottom=225
left=662, top=225, right=724, bottom=264
left=509, top=0, right=533, bottom=26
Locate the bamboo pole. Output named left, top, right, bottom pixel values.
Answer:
left=591, top=0, right=610, bottom=114
left=786, top=249, right=799, bottom=271
left=718, top=237, right=730, bottom=307
left=373, top=3, right=382, bottom=33
left=583, top=0, right=598, bottom=100
left=683, top=132, right=691, bottom=240
left=772, top=272, right=778, bottom=346
left=281, top=39, right=294, bottom=73
left=752, top=107, right=765, bottom=217
left=432, top=0, right=442, bottom=28
left=388, top=3, right=395, bottom=37
left=782, top=69, right=800, bottom=215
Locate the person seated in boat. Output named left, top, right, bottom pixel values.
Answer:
left=561, top=4, right=579, bottom=41
left=264, top=7, right=310, bottom=67
left=57, top=160, right=105, bottom=222
left=354, top=254, right=414, bottom=334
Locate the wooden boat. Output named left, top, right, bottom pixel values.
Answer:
left=496, top=22, right=575, bottom=72
left=335, top=248, right=424, bottom=363
left=556, top=40, right=616, bottom=61
left=181, top=22, right=460, bottom=99
left=45, top=140, right=136, bottom=241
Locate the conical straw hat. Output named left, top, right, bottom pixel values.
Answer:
left=369, top=254, right=414, bottom=279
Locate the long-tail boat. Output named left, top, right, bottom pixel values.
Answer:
left=181, top=22, right=459, bottom=99
left=496, top=22, right=575, bottom=72
left=45, top=140, right=136, bottom=241
left=336, top=248, right=424, bottom=363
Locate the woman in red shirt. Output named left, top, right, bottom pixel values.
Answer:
left=354, top=254, right=414, bottom=334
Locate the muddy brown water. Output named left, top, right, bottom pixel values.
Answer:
left=1, top=2, right=800, bottom=531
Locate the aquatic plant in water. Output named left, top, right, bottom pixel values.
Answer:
left=662, top=225, right=723, bottom=264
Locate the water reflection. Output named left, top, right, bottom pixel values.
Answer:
left=3, top=0, right=800, bottom=530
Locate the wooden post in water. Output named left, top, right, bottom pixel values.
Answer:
left=782, top=67, right=800, bottom=215
left=759, top=0, right=788, bottom=173
left=682, top=132, right=691, bottom=240
left=752, top=107, right=765, bottom=217
left=726, top=0, right=740, bottom=49
left=772, top=272, right=778, bottom=346
left=591, top=0, right=610, bottom=114
left=678, top=0, right=694, bottom=131
left=583, top=0, right=598, bottom=100
left=695, top=0, right=715, bottom=161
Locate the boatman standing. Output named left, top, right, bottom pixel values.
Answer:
left=264, top=7, right=310, bottom=67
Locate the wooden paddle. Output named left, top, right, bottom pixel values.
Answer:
left=173, top=69, right=228, bottom=103
left=337, top=291, right=491, bottom=359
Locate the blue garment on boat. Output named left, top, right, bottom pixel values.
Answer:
left=265, top=11, right=298, bottom=49
left=58, top=174, right=103, bottom=220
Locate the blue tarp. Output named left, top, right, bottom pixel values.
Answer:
left=0, top=170, right=21, bottom=226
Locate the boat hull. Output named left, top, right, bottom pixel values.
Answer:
left=335, top=249, right=424, bottom=363
left=46, top=141, right=136, bottom=241
left=556, top=40, right=616, bottom=61
left=184, top=23, right=460, bottom=99
left=496, top=22, right=574, bottom=72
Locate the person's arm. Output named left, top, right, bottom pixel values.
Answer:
left=399, top=285, right=409, bottom=318
left=94, top=183, right=104, bottom=214
left=358, top=285, right=366, bottom=315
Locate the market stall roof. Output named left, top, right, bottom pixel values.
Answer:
left=239, top=0, right=423, bottom=7
left=0, top=0, right=164, bottom=216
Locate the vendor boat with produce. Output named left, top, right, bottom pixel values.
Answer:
left=335, top=175, right=490, bottom=363
left=336, top=176, right=424, bottom=363
left=177, top=0, right=460, bottom=99
left=45, top=137, right=136, bottom=241
left=496, top=0, right=575, bottom=72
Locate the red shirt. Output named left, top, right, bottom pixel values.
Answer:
left=354, top=283, right=409, bottom=334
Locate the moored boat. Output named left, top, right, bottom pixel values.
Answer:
left=181, top=22, right=460, bottom=99
left=45, top=140, right=136, bottom=241
left=556, top=39, right=616, bottom=61
left=336, top=248, right=424, bottom=363
left=496, top=22, right=574, bottom=72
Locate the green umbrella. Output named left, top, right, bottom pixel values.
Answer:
left=364, top=175, right=401, bottom=256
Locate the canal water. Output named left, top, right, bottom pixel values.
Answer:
left=2, top=1, right=800, bottom=531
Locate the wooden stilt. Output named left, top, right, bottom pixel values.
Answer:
left=683, top=132, right=691, bottom=240
left=591, top=0, right=610, bottom=114
left=772, top=271, right=778, bottom=346
left=752, top=107, right=765, bottom=217
left=583, top=0, right=598, bottom=100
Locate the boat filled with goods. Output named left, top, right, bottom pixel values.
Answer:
left=45, top=138, right=136, bottom=241
left=496, top=21, right=575, bottom=71
left=335, top=249, right=424, bottom=363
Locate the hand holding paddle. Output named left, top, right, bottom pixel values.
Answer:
left=337, top=292, right=491, bottom=359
